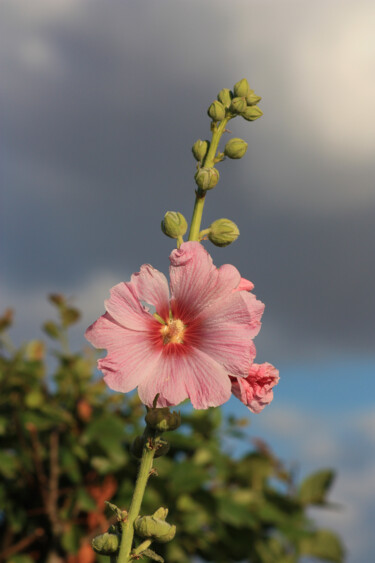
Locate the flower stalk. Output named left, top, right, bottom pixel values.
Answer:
left=117, top=430, right=158, bottom=562
left=188, top=118, right=230, bottom=241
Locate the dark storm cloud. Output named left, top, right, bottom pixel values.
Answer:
left=2, top=0, right=375, bottom=361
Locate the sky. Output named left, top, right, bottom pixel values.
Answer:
left=1, top=1, right=375, bottom=561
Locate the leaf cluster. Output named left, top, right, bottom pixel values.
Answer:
left=0, top=302, right=345, bottom=562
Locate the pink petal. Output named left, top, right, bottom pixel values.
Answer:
left=236, top=277, right=255, bottom=292
left=193, top=291, right=264, bottom=375
left=131, top=265, right=170, bottom=320
left=231, top=362, right=279, bottom=413
left=104, top=282, right=155, bottom=331
left=169, top=242, right=241, bottom=321
left=85, top=312, right=161, bottom=393
left=138, top=345, right=231, bottom=409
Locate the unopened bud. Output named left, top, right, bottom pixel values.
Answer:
left=145, top=407, right=181, bottom=432
left=194, top=167, right=220, bottom=191
left=242, top=106, right=263, bottom=121
left=92, top=532, right=119, bottom=555
left=207, top=100, right=226, bottom=121
left=217, top=88, right=233, bottom=108
left=131, top=435, right=145, bottom=459
left=208, top=218, right=240, bottom=247
left=233, top=78, right=250, bottom=98
left=224, top=138, right=248, bottom=159
left=229, top=97, right=247, bottom=114
left=192, top=139, right=209, bottom=162
left=161, top=212, right=188, bottom=239
left=135, top=508, right=176, bottom=544
left=246, top=89, right=262, bottom=106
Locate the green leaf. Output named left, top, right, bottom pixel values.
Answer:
left=298, top=469, right=335, bottom=505
left=61, top=524, right=81, bottom=554
left=300, top=529, right=345, bottom=562
left=0, top=451, right=18, bottom=478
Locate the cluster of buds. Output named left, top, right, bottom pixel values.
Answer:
left=209, top=78, right=263, bottom=124
left=161, top=78, right=262, bottom=247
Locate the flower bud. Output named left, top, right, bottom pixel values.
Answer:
left=246, top=89, right=262, bottom=106
left=233, top=78, right=250, bottom=98
left=207, top=100, right=226, bottom=121
left=145, top=407, right=181, bottom=432
left=192, top=139, right=209, bottom=162
left=194, top=167, right=220, bottom=191
left=92, top=532, right=119, bottom=555
left=242, top=105, right=263, bottom=121
left=217, top=88, right=233, bottom=108
left=229, top=97, right=247, bottom=114
left=161, top=212, right=188, bottom=239
left=208, top=219, right=240, bottom=247
left=224, top=138, right=248, bottom=159
left=135, top=508, right=176, bottom=544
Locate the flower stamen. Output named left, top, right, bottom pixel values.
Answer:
left=160, top=319, right=185, bottom=345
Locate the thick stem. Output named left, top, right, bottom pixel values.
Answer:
left=188, top=117, right=230, bottom=241
left=117, top=438, right=157, bottom=563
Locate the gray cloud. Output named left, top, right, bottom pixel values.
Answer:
left=2, top=0, right=375, bottom=362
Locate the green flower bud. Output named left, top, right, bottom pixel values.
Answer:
left=229, top=97, right=247, bottom=114
left=246, top=89, right=262, bottom=106
left=224, top=138, right=248, bottom=159
left=92, top=532, right=119, bottom=555
left=161, top=212, right=188, bottom=239
left=208, top=218, right=240, bottom=247
left=155, top=439, right=170, bottom=458
left=233, top=78, right=250, bottom=98
left=242, top=105, right=263, bottom=121
left=192, top=139, right=209, bottom=162
left=217, top=88, right=233, bottom=108
left=194, top=167, right=220, bottom=191
left=135, top=508, right=176, bottom=544
left=145, top=407, right=181, bottom=432
left=207, top=100, right=226, bottom=121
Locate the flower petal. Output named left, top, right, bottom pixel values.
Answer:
left=138, top=344, right=231, bottom=409
left=191, top=291, right=264, bottom=375
left=169, top=242, right=241, bottom=320
left=236, top=277, right=255, bottom=292
left=231, top=362, right=279, bottom=413
left=85, top=312, right=161, bottom=392
left=131, top=264, right=170, bottom=320
left=104, top=282, right=154, bottom=331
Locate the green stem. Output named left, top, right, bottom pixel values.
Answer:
left=188, top=117, right=230, bottom=241
left=117, top=436, right=157, bottom=562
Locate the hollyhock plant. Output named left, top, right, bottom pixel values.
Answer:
left=86, top=79, right=278, bottom=563
left=231, top=362, right=280, bottom=413
left=86, top=241, right=265, bottom=409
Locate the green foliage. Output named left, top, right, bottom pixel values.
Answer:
left=0, top=303, right=345, bottom=562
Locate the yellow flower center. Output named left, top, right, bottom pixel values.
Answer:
left=160, top=319, right=186, bottom=345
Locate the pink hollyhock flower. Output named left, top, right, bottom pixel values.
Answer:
left=85, top=241, right=264, bottom=409
left=230, top=362, right=280, bottom=413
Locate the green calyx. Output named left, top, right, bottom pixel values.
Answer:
left=207, top=100, right=226, bottom=122
left=194, top=167, right=220, bottom=191
left=161, top=212, right=188, bottom=239
left=192, top=139, right=209, bottom=162
left=135, top=508, right=176, bottom=544
left=224, top=138, right=248, bottom=159
left=217, top=88, right=233, bottom=108
left=246, top=89, right=262, bottom=106
left=208, top=218, right=240, bottom=247
left=92, top=532, right=120, bottom=555
left=233, top=78, right=250, bottom=98
left=242, top=105, right=263, bottom=121
left=229, top=96, right=247, bottom=115
left=145, top=406, right=181, bottom=432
